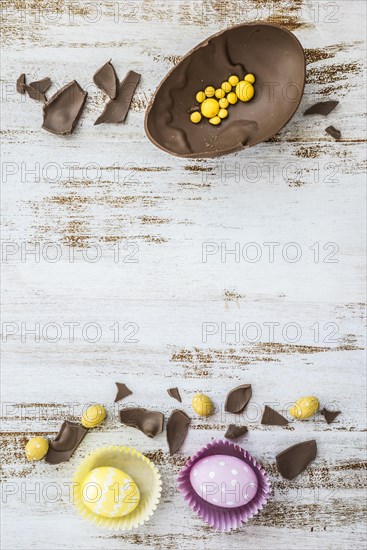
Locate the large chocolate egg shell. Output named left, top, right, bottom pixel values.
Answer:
left=145, top=23, right=305, bottom=158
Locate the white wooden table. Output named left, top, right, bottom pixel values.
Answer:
left=1, top=1, right=366, bottom=548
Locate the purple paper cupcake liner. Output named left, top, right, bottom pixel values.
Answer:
left=177, top=439, right=271, bottom=531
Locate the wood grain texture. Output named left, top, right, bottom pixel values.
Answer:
left=1, top=0, right=366, bottom=548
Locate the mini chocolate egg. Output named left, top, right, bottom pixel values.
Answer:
left=192, top=393, right=214, bottom=416
left=204, top=86, right=215, bottom=97
left=190, top=111, right=202, bottom=124
left=25, top=436, right=49, bottom=461
left=201, top=98, right=219, bottom=119
left=215, top=88, right=226, bottom=99
left=226, top=92, right=238, bottom=105
left=190, top=455, right=258, bottom=508
left=81, top=404, right=107, bottom=428
left=82, top=466, right=140, bottom=518
left=219, top=97, right=229, bottom=109
left=196, top=91, right=206, bottom=103
left=236, top=81, right=254, bottom=102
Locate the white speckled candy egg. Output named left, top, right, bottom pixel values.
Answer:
left=189, top=455, right=258, bottom=508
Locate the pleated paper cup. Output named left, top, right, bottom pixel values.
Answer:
left=72, top=445, right=162, bottom=530
left=177, top=439, right=271, bottom=531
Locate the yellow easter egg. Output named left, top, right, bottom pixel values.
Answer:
left=221, top=81, right=232, bottom=93
left=215, top=88, right=225, bottom=99
left=81, top=404, right=107, bottom=428
left=219, top=97, right=229, bottom=109
left=218, top=108, right=228, bottom=119
left=228, top=75, right=239, bottom=86
left=201, top=98, right=220, bottom=119
left=209, top=116, right=221, bottom=125
left=289, top=396, right=320, bottom=420
left=204, top=86, right=215, bottom=97
left=236, top=81, right=255, bottom=102
left=196, top=91, right=206, bottom=103
left=82, top=467, right=140, bottom=518
left=244, top=73, right=256, bottom=84
left=226, top=92, right=238, bottom=105
left=192, top=393, right=214, bottom=416
left=25, top=436, right=49, bottom=461
left=190, top=111, right=202, bottom=124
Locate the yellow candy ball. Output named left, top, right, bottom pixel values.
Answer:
left=227, top=92, right=238, bottom=105
left=215, top=88, right=225, bottom=99
left=81, top=404, right=107, bottom=428
left=190, top=111, right=202, bottom=124
left=219, top=97, right=229, bottom=109
left=228, top=75, right=239, bottom=86
left=82, top=467, right=140, bottom=518
left=236, top=81, right=255, bottom=102
left=221, top=81, right=232, bottom=93
left=201, top=98, right=219, bottom=119
left=289, top=396, right=320, bottom=420
left=244, top=73, right=256, bottom=84
left=192, top=393, right=214, bottom=416
left=196, top=91, right=206, bottom=103
left=218, top=108, right=228, bottom=119
left=25, top=436, right=49, bottom=461
left=205, top=86, right=215, bottom=97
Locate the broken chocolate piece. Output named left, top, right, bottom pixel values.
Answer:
left=93, top=60, right=118, bottom=99
left=16, top=73, right=26, bottom=94
left=304, top=100, right=339, bottom=116
left=29, top=77, right=51, bottom=94
left=225, top=384, right=252, bottom=414
left=276, top=440, right=317, bottom=480
left=261, top=405, right=288, bottom=426
left=94, top=70, right=140, bottom=125
left=320, top=407, right=341, bottom=424
left=325, top=126, right=341, bottom=140
left=166, top=409, right=191, bottom=455
left=24, top=84, right=47, bottom=102
left=167, top=387, right=181, bottom=402
left=120, top=408, right=164, bottom=438
left=42, top=80, right=87, bottom=135
left=224, top=424, right=248, bottom=439
left=45, top=421, right=87, bottom=464
left=114, top=382, right=132, bottom=402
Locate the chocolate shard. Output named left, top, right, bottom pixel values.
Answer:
left=325, top=126, right=341, bottom=140
left=29, top=77, right=52, bottom=94
left=304, top=100, right=339, bottom=116
left=45, top=421, right=87, bottom=464
left=114, top=382, right=132, bottom=402
left=320, top=407, right=341, bottom=424
left=94, top=70, right=140, bottom=125
left=225, top=384, right=252, bottom=414
left=261, top=405, right=288, bottom=426
left=276, top=440, right=317, bottom=480
left=16, top=73, right=26, bottom=94
left=224, top=424, right=248, bottom=440
left=120, top=408, right=164, bottom=438
left=167, top=409, right=191, bottom=455
left=93, top=60, right=118, bottom=99
left=24, top=84, right=47, bottom=102
left=167, top=387, right=181, bottom=402
left=42, top=80, right=87, bottom=135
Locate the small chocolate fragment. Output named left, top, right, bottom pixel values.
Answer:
left=114, top=382, right=132, bottom=402
left=166, top=409, right=191, bottom=455
left=276, top=440, right=317, bottom=480
left=42, top=80, right=87, bottom=135
left=16, top=73, right=26, bottom=94
left=325, top=126, right=341, bottom=140
left=24, top=84, right=47, bottom=102
left=224, top=424, right=248, bottom=440
left=225, top=384, right=252, bottom=414
left=94, top=70, right=140, bottom=125
left=261, top=405, right=288, bottom=426
left=93, top=60, right=118, bottom=99
left=304, top=101, right=339, bottom=116
left=45, top=421, right=87, bottom=464
left=120, top=408, right=164, bottom=438
left=320, top=407, right=341, bottom=424
left=29, top=77, right=51, bottom=94
left=167, top=387, right=181, bottom=402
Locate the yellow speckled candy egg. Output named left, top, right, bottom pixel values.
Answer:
left=221, top=81, right=232, bottom=93
left=196, top=91, right=206, bottom=103
left=226, top=92, right=238, bottom=105
left=228, top=75, right=239, bottom=86
left=25, top=436, right=49, bottom=461
left=204, top=86, right=215, bottom=97
left=215, top=88, right=226, bottom=99
left=244, top=73, right=256, bottom=84
left=219, top=97, right=229, bottom=109
left=236, top=81, right=255, bottom=102
left=81, top=404, right=107, bottom=428
left=218, top=108, right=228, bottom=119
left=192, top=393, right=214, bottom=416
left=289, top=396, right=320, bottom=420
left=82, top=466, right=140, bottom=518
left=209, top=116, right=221, bottom=125
left=201, top=98, right=220, bottom=119
left=190, top=111, right=202, bottom=124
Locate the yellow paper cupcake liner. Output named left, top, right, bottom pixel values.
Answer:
left=72, top=445, right=162, bottom=530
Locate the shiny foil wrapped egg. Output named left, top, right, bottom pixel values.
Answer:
left=190, top=455, right=258, bottom=508
left=82, top=466, right=140, bottom=518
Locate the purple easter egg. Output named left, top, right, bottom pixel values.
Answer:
left=189, top=454, right=258, bottom=508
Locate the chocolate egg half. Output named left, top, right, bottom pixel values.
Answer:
left=145, top=23, right=305, bottom=158
left=190, top=454, right=258, bottom=508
